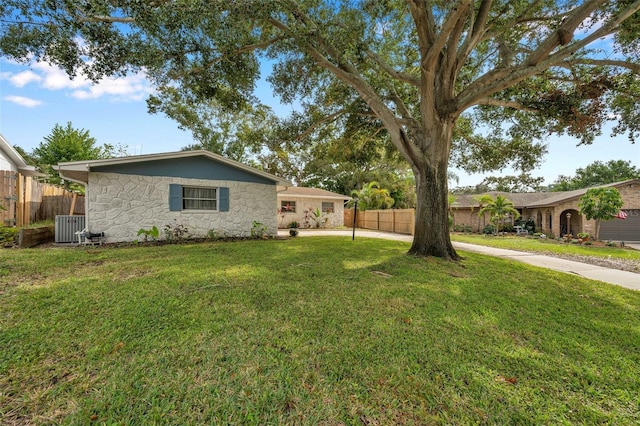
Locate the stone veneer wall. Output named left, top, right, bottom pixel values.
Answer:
left=88, top=172, right=277, bottom=242
left=277, top=196, right=345, bottom=228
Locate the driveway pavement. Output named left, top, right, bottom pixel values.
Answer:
left=279, top=229, right=640, bottom=291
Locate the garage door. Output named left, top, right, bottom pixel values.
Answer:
left=599, top=209, right=640, bottom=241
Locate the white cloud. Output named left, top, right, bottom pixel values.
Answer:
left=9, top=70, right=42, bottom=87
left=32, top=62, right=91, bottom=90
left=3, top=60, right=152, bottom=102
left=71, top=73, right=151, bottom=101
left=5, top=95, right=43, bottom=107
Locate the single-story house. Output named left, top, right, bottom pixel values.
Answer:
left=57, top=150, right=291, bottom=243
left=451, top=179, right=640, bottom=240
left=1, top=134, right=41, bottom=226
left=277, top=187, right=351, bottom=228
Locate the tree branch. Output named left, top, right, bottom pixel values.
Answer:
left=366, top=50, right=420, bottom=86
left=475, top=99, right=536, bottom=112
left=558, top=58, right=640, bottom=73
left=525, top=0, right=606, bottom=66
left=295, top=109, right=349, bottom=141
left=457, top=0, right=493, bottom=67
left=406, top=0, right=436, bottom=56
left=423, top=0, right=471, bottom=72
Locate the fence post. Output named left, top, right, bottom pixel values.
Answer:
left=16, top=173, right=24, bottom=227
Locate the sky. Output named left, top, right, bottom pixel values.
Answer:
left=0, top=57, right=638, bottom=188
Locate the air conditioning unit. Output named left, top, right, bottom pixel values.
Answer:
left=55, top=215, right=86, bottom=243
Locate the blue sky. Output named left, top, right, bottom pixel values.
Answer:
left=0, top=57, right=638, bottom=188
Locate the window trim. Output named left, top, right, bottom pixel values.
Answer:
left=182, top=186, right=218, bottom=211
left=170, top=184, right=229, bottom=212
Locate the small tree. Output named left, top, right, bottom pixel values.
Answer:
left=32, top=122, right=127, bottom=189
left=578, top=188, right=624, bottom=241
left=478, top=195, right=520, bottom=235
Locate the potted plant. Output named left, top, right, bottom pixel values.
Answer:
left=288, top=221, right=299, bottom=237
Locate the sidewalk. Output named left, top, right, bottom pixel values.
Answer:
left=279, top=229, right=640, bottom=291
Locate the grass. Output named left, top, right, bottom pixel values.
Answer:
left=1, top=237, right=640, bottom=424
left=450, top=233, right=640, bottom=261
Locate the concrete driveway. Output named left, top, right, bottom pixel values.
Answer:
left=279, top=229, right=640, bottom=291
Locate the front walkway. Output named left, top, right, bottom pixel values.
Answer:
left=279, top=229, right=640, bottom=291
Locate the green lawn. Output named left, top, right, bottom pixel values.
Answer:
left=1, top=237, right=639, bottom=424
left=451, top=233, right=640, bottom=261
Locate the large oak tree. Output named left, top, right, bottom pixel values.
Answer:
left=2, top=0, right=639, bottom=259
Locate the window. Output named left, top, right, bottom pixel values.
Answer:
left=169, top=184, right=229, bottom=212
left=281, top=200, right=296, bottom=213
left=183, top=187, right=217, bottom=210
left=322, top=202, right=334, bottom=213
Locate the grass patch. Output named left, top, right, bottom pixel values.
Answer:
left=451, top=233, right=640, bottom=261
left=1, top=237, right=640, bottom=424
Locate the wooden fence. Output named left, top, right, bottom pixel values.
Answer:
left=1, top=171, right=84, bottom=227
left=344, top=208, right=415, bottom=235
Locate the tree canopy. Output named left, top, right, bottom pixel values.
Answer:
left=578, top=187, right=624, bottom=240
left=2, top=0, right=639, bottom=259
left=32, top=122, right=125, bottom=189
left=550, top=160, right=640, bottom=191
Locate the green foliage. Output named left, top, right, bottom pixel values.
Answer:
left=0, top=226, right=18, bottom=246
left=550, top=160, right=640, bottom=191
left=478, top=194, right=521, bottom=235
left=303, top=208, right=328, bottom=229
left=348, top=182, right=395, bottom=211
left=578, top=187, right=625, bottom=240
left=288, top=221, right=300, bottom=229
left=31, top=122, right=127, bottom=189
left=453, top=173, right=545, bottom=194
left=136, top=225, right=159, bottom=242
left=452, top=224, right=473, bottom=233
left=250, top=221, right=269, bottom=239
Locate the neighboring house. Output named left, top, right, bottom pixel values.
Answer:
left=57, top=150, right=291, bottom=243
left=277, top=187, right=351, bottom=228
left=1, top=134, right=41, bottom=226
left=451, top=179, right=640, bottom=240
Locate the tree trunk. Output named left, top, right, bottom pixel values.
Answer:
left=408, top=158, right=460, bottom=261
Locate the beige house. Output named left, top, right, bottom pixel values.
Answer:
left=451, top=179, right=640, bottom=241
left=277, top=187, right=350, bottom=228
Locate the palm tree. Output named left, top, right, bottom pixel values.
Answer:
left=349, top=181, right=395, bottom=211
left=478, top=194, right=520, bottom=235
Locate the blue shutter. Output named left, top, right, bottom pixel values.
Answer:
left=219, top=187, right=229, bottom=212
left=169, top=184, right=182, bottom=211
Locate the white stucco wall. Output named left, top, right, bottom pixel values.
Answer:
left=88, top=172, right=277, bottom=242
left=277, top=196, right=346, bottom=228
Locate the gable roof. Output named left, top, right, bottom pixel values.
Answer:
left=57, top=150, right=292, bottom=186
left=278, top=186, right=351, bottom=200
left=0, top=134, right=41, bottom=176
left=452, top=179, right=640, bottom=209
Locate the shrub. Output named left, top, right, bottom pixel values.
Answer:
left=251, top=221, right=269, bottom=239
left=163, top=221, right=190, bottom=243
left=0, top=226, right=18, bottom=246
left=501, top=224, right=515, bottom=233
left=482, top=224, right=495, bottom=235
